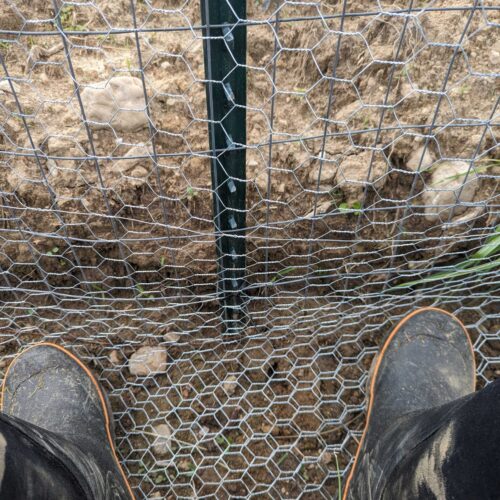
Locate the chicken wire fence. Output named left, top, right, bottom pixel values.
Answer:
left=0, top=0, right=499, bottom=497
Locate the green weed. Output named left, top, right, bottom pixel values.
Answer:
left=395, top=226, right=500, bottom=288
left=46, top=246, right=59, bottom=256
left=136, top=284, right=154, bottom=299
left=339, top=201, right=362, bottom=215
left=271, top=266, right=296, bottom=283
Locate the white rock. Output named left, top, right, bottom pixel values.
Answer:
left=0, top=79, right=20, bottom=94
left=129, top=346, right=167, bottom=376
left=423, top=161, right=479, bottom=222
left=152, top=423, right=172, bottom=456
left=223, top=375, right=238, bottom=396
left=407, top=145, right=435, bottom=172
left=81, top=76, right=148, bottom=132
left=490, top=50, right=500, bottom=67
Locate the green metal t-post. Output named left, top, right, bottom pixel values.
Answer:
left=200, top=1, right=247, bottom=334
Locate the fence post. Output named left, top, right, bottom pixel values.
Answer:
left=200, top=0, right=247, bottom=334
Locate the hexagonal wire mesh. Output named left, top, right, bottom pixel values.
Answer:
left=0, top=0, right=498, bottom=497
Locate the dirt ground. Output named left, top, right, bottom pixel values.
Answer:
left=0, top=0, right=498, bottom=498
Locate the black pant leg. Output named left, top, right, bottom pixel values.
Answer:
left=0, top=413, right=90, bottom=500
left=383, top=379, right=500, bottom=500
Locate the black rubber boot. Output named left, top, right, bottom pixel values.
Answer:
left=1, top=343, right=134, bottom=499
left=343, top=307, right=475, bottom=500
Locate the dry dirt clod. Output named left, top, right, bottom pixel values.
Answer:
left=152, top=423, right=172, bottom=456
left=307, top=161, right=337, bottom=190
left=81, top=76, right=148, bottom=132
left=336, top=151, right=388, bottom=204
left=223, top=375, right=238, bottom=396
left=129, top=346, right=167, bottom=376
left=423, top=160, right=479, bottom=222
left=406, top=145, right=435, bottom=172
left=111, top=144, right=152, bottom=175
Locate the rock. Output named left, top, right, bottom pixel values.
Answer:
left=164, top=331, right=180, bottom=343
left=197, top=425, right=210, bottom=438
left=47, top=159, right=83, bottom=188
left=490, top=50, right=500, bottom=67
left=46, top=134, right=83, bottom=156
left=0, top=79, right=20, bottom=94
left=152, top=424, right=172, bottom=456
left=111, top=144, right=152, bottom=175
left=223, top=375, right=238, bottom=396
left=336, top=151, right=388, bottom=204
left=407, top=145, right=435, bottom=172
left=129, top=346, right=167, bottom=376
left=255, top=169, right=269, bottom=192
left=81, top=76, right=148, bottom=132
left=261, top=422, right=272, bottom=433
left=423, top=161, right=479, bottom=222
left=109, top=350, right=120, bottom=365
left=320, top=451, right=333, bottom=465
left=307, top=159, right=338, bottom=190
left=304, top=199, right=332, bottom=219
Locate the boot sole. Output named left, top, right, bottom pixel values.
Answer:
left=342, top=306, right=475, bottom=500
left=0, top=342, right=135, bottom=500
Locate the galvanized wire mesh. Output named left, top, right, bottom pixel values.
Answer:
left=0, top=0, right=498, bottom=498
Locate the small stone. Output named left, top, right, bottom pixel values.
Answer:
left=261, top=422, right=272, bottom=433
left=407, top=145, right=435, bottom=172
left=81, top=76, right=148, bottom=132
left=152, top=424, right=172, bottom=456
left=163, top=331, right=180, bottom=343
left=489, top=51, right=500, bottom=66
left=223, top=375, right=238, bottom=396
left=109, top=350, right=120, bottom=365
left=197, top=425, right=210, bottom=437
left=255, top=170, right=269, bottom=192
left=0, top=79, right=20, bottom=94
left=320, top=451, right=333, bottom=465
left=129, top=346, right=167, bottom=376
left=423, top=160, right=479, bottom=222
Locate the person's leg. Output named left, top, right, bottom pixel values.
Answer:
left=344, top=307, right=479, bottom=500
left=0, top=343, right=134, bottom=499
left=382, top=379, right=500, bottom=499
left=0, top=413, right=89, bottom=498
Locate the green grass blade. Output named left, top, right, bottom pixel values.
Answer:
left=394, top=257, right=500, bottom=288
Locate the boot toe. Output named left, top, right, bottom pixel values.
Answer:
left=2, top=343, right=107, bottom=442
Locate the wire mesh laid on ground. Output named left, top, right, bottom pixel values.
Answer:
left=0, top=1, right=499, bottom=498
